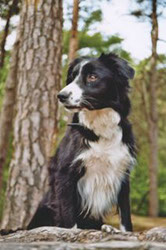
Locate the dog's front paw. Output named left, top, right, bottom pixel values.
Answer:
left=101, top=224, right=120, bottom=234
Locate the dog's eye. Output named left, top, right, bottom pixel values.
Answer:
left=87, top=74, right=98, bottom=83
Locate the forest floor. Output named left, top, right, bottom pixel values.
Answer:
left=107, top=214, right=166, bottom=231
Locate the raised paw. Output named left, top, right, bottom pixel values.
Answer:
left=101, top=224, right=120, bottom=234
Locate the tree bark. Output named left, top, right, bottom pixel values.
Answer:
left=148, top=0, right=159, bottom=217
left=1, top=0, right=63, bottom=230
left=68, top=0, right=79, bottom=63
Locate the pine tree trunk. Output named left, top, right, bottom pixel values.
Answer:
left=68, top=0, right=79, bottom=63
left=1, top=0, right=63, bottom=230
left=148, top=0, right=159, bottom=217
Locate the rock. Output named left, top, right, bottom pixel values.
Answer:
left=145, top=227, right=166, bottom=242
left=0, top=226, right=166, bottom=250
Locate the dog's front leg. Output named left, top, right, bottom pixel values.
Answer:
left=27, top=175, right=77, bottom=229
left=101, top=224, right=120, bottom=233
left=117, top=176, right=133, bottom=232
left=53, top=173, right=78, bottom=228
left=102, top=177, right=132, bottom=233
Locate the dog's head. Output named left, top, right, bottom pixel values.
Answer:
left=58, top=53, right=134, bottom=116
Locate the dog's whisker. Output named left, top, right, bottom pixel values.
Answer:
left=83, top=95, right=97, bottom=102
left=82, top=100, right=93, bottom=109
left=81, top=99, right=94, bottom=109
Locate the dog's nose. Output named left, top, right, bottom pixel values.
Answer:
left=57, top=91, right=70, bottom=103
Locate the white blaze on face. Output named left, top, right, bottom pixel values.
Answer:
left=59, top=60, right=89, bottom=107
left=60, top=80, right=83, bottom=106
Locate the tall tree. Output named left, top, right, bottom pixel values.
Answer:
left=68, top=0, right=79, bottom=62
left=1, top=0, right=63, bottom=230
left=67, top=1, right=105, bottom=62
left=0, top=0, right=20, bottom=68
left=148, top=0, right=159, bottom=217
left=131, top=0, right=160, bottom=216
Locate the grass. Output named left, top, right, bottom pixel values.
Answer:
left=106, top=214, right=166, bottom=232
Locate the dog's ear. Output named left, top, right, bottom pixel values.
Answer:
left=99, top=53, right=135, bottom=80
left=114, top=56, right=135, bottom=79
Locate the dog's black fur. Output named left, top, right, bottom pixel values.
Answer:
left=28, top=53, right=135, bottom=231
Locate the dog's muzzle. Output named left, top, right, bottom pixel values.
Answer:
left=57, top=91, right=71, bottom=103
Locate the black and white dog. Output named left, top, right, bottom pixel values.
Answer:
left=28, top=53, right=136, bottom=232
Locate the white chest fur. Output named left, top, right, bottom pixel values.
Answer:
left=76, top=109, right=134, bottom=219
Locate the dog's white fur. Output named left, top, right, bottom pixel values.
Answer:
left=61, top=60, right=89, bottom=107
left=62, top=81, right=83, bottom=106
left=76, top=109, right=135, bottom=219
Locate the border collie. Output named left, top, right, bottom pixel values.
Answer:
left=28, top=53, right=136, bottom=232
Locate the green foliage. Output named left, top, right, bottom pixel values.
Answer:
left=0, top=0, right=20, bottom=19
left=63, top=5, right=126, bottom=58
left=0, top=133, right=13, bottom=219
left=0, top=52, right=10, bottom=109
left=130, top=10, right=144, bottom=18
left=158, top=153, right=166, bottom=216
left=79, top=33, right=123, bottom=55
left=0, top=53, right=11, bottom=219
left=130, top=0, right=166, bottom=21
left=130, top=55, right=166, bottom=216
left=83, top=10, right=102, bottom=32
left=63, top=29, right=128, bottom=57
left=130, top=150, right=149, bottom=216
left=111, top=48, right=132, bottom=62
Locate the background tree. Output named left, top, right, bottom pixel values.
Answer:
left=0, top=0, right=20, bottom=189
left=0, top=40, right=19, bottom=190
left=68, top=0, right=79, bottom=62
left=1, top=0, right=63, bottom=230
left=130, top=54, right=166, bottom=217
left=0, top=0, right=20, bottom=192
left=0, top=0, right=20, bottom=68
left=131, top=0, right=162, bottom=217
left=148, top=0, right=159, bottom=217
